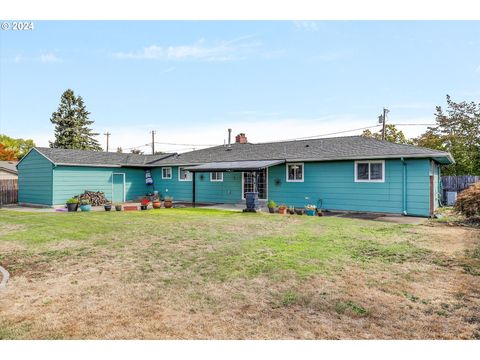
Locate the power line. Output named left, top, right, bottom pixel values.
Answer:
left=154, top=141, right=220, bottom=147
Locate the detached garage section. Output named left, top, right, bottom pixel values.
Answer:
left=17, top=148, right=172, bottom=207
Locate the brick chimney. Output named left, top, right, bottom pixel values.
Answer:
left=235, top=133, right=247, bottom=144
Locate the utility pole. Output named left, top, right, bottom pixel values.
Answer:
left=104, top=132, right=111, bottom=152
left=381, top=108, right=389, bottom=141
left=151, top=130, right=156, bottom=154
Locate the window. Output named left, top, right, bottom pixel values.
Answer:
left=354, top=160, right=385, bottom=182
left=286, top=163, right=304, bottom=182
left=178, top=167, right=192, bottom=181
left=210, top=172, right=223, bottom=182
left=161, top=167, right=172, bottom=179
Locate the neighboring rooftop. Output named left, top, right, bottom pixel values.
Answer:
left=0, top=161, right=18, bottom=174
left=28, top=136, right=454, bottom=168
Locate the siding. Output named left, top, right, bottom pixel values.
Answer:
left=152, top=166, right=242, bottom=203
left=267, top=159, right=431, bottom=217
left=0, top=171, right=18, bottom=180
left=17, top=149, right=53, bottom=205
left=52, top=166, right=149, bottom=205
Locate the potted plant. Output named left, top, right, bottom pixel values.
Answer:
left=140, top=198, right=150, bottom=210
left=164, top=196, right=173, bottom=208
left=79, top=199, right=91, bottom=212
left=295, top=207, right=304, bottom=215
left=104, top=202, right=112, bottom=211
left=66, top=197, right=79, bottom=212
left=114, top=202, right=122, bottom=211
left=152, top=199, right=161, bottom=209
left=305, top=204, right=317, bottom=216
left=278, top=204, right=287, bottom=215
left=267, top=200, right=276, bottom=214
left=288, top=206, right=295, bottom=215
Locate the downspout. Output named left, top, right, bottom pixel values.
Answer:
left=401, top=157, right=408, bottom=216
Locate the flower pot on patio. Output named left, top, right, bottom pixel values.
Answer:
left=164, top=197, right=173, bottom=208
left=115, top=204, right=122, bottom=211
left=104, top=203, right=112, bottom=211
left=152, top=201, right=161, bottom=209
left=295, top=208, right=304, bottom=215
left=79, top=204, right=92, bottom=212
left=278, top=205, right=287, bottom=215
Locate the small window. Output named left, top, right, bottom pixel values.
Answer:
left=286, top=163, right=304, bottom=182
left=355, top=161, right=385, bottom=182
left=178, top=167, right=192, bottom=181
left=161, top=167, right=172, bottom=179
left=210, top=172, right=223, bottom=182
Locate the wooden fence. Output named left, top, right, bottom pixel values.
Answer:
left=441, top=175, right=480, bottom=203
left=0, top=179, right=18, bottom=205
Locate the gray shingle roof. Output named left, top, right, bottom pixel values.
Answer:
left=151, top=136, right=454, bottom=165
left=33, top=147, right=174, bottom=167
left=0, top=161, right=18, bottom=174
left=31, top=136, right=454, bottom=168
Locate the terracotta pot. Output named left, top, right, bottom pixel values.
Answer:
left=164, top=200, right=173, bottom=208
left=278, top=208, right=287, bottom=214
left=152, top=201, right=161, bottom=209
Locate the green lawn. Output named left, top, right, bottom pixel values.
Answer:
left=0, top=209, right=479, bottom=339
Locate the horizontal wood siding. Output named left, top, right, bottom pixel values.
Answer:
left=53, top=166, right=148, bottom=205
left=268, top=159, right=430, bottom=217
left=152, top=167, right=242, bottom=203
left=17, top=149, right=53, bottom=205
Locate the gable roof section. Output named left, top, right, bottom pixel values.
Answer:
left=24, top=136, right=454, bottom=169
left=150, top=136, right=454, bottom=165
left=30, top=147, right=175, bottom=167
left=0, top=161, right=18, bottom=174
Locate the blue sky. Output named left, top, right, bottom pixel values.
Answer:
left=1, top=21, right=479, bottom=153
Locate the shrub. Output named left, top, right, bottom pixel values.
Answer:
left=164, top=196, right=173, bottom=201
left=267, top=200, right=276, bottom=208
left=66, top=197, right=78, bottom=204
left=454, top=183, right=480, bottom=218
left=80, top=199, right=90, bottom=205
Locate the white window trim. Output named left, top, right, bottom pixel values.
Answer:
left=161, top=167, right=172, bottom=179
left=354, top=160, right=385, bottom=183
left=286, top=162, right=305, bottom=183
left=210, top=172, right=223, bottom=182
left=178, top=167, right=192, bottom=182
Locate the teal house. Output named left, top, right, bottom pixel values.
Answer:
left=17, top=134, right=453, bottom=217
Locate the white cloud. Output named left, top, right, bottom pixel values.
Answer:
left=475, top=65, right=480, bottom=73
left=114, top=36, right=261, bottom=62
left=39, top=53, right=62, bottom=63
left=293, top=21, right=320, bottom=32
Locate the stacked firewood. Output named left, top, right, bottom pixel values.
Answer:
left=75, top=191, right=109, bottom=206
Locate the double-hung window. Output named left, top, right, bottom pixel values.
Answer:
left=161, top=167, right=172, bottom=179
left=178, top=167, right=193, bottom=181
left=210, top=172, right=223, bottom=182
left=354, top=160, right=385, bottom=182
left=286, top=163, right=304, bottom=182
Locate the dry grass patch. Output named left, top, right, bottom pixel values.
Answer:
left=0, top=208, right=479, bottom=339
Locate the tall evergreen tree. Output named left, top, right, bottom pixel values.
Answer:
left=49, top=89, right=102, bottom=151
